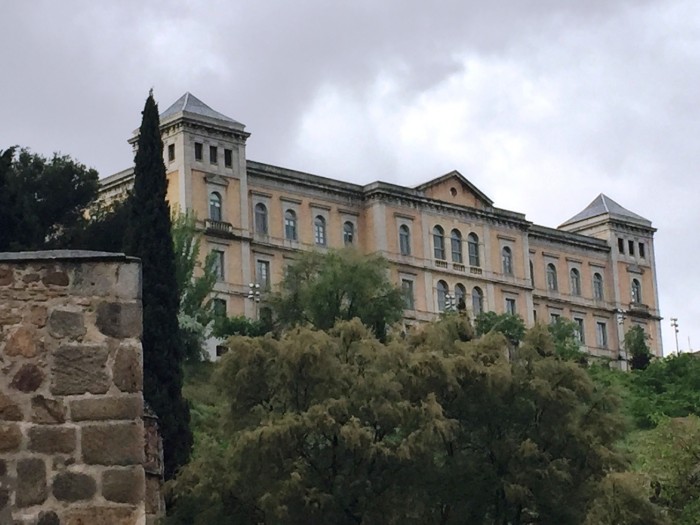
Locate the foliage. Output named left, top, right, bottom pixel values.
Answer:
left=210, top=315, right=269, bottom=339
left=626, top=325, right=653, bottom=371
left=548, top=318, right=588, bottom=364
left=473, top=311, right=526, bottom=346
left=267, top=248, right=404, bottom=340
left=57, top=197, right=132, bottom=253
left=168, top=319, right=636, bottom=524
left=0, top=146, right=99, bottom=250
left=124, top=92, right=192, bottom=479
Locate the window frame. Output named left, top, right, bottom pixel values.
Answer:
left=472, top=287, right=484, bottom=316
left=467, top=233, right=480, bottom=267
left=505, top=298, right=516, bottom=315
left=433, top=226, right=445, bottom=260
left=401, top=279, right=415, bottom=310
left=501, top=246, right=513, bottom=276
left=167, top=143, right=175, bottom=162
left=194, top=142, right=203, bottom=161
left=284, top=209, right=298, bottom=241
left=574, top=317, right=585, bottom=343
left=436, top=280, right=448, bottom=311
left=399, top=224, right=411, bottom=256
left=596, top=321, right=608, bottom=348
left=546, top=263, right=558, bottom=291
left=224, top=148, right=233, bottom=168
left=569, top=268, right=581, bottom=296
left=209, top=191, right=222, bottom=222
left=314, top=215, right=327, bottom=246
left=212, top=249, right=225, bottom=280
left=631, top=278, right=642, bottom=304
left=209, top=145, right=218, bottom=164
left=593, top=272, right=604, bottom=300
left=254, top=202, right=268, bottom=235
left=451, top=229, right=463, bottom=263
left=256, top=259, right=271, bottom=290
left=343, top=221, right=355, bottom=245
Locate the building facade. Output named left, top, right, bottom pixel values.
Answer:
left=100, top=92, right=663, bottom=364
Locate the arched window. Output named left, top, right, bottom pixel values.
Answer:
left=284, top=209, right=297, bottom=241
left=570, top=268, right=581, bottom=296
left=399, top=225, right=411, bottom=255
left=546, top=263, right=558, bottom=291
left=631, top=279, right=642, bottom=304
left=468, top=233, right=480, bottom=267
left=437, top=280, right=448, bottom=311
left=433, top=226, right=445, bottom=260
left=529, top=260, right=535, bottom=285
left=254, top=203, right=268, bottom=234
left=455, top=283, right=467, bottom=312
left=451, top=229, right=463, bottom=263
left=502, top=247, right=513, bottom=275
left=209, top=192, right=222, bottom=221
left=593, top=273, right=604, bottom=300
left=472, top=287, right=484, bottom=316
left=343, top=221, right=354, bottom=245
left=314, top=215, right=326, bottom=246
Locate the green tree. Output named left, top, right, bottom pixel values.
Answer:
left=548, top=317, right=588, bottom=364
left=473, top=311, right=526, bottom=346
left=626, top=325, right=652, bottom=371
left=125, top=92, right=192, bottom=479
left=58, top=197, right=132, bottom=253
left=267, top=248, right=404, bottom=339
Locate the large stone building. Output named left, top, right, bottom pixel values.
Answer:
left=100, top=92, right=663, bottom=364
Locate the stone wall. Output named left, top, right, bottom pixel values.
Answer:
left=0, top=251, right=153, bottom=524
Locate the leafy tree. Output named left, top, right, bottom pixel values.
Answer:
left=210, top=315, right=269, bottom=339
left=0, top=146, right=98, bottom=250
left=626, top=325, right=653, bottom=371
left=548, top=318, right=588, bottom=364
left=124, top=92, right=192, bottom=479
left=57, top=197, right=132, bottom=253
left=473, top=311, right=526, bottom=346
left=267, top=248, right=404, bottom=339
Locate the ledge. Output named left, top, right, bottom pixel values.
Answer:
left=0, top=250, right=138, bottom=263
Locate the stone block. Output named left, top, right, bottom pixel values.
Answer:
left=11, top=363, right=45, bottom=392
left=0, top=392, right=23, bottom=421
left=63, top=507, right=137, bottom=525
left=71, top=263, right=117, bottom=296
left=37, top=512, right=60, bottom=525
left=48, top=309, right=86, bottom=339
left=42, top=269, right=69, bottom=286
left=4, top=326, right=40, bottom=357
left=0, top=267, right=13, bottom=286
left=29, top=305, right=48, bottom=328
left=29, top=425, right=76, bottom=454
left=70, top=395, right=143, bottom=421
left=82, top=421, right=144, bottom=465
left=51, top=344, right=109, bottom=395
left=22, top=272, right=40, bottom=283
left=16, top=458, right=47, bottom=507
left=116, top=261, right=141, bottom=300
left=96, top=301, right=142, bottom=339
left=145, top=474, right=164, bottom=516
left=0, top=424, right=22, bottom=452
left=31, top=395, right=66, bottom=424
left=102, top=466, right=145, bottom=504
left=52, top=471, right=96, bottom=501
left=113, top=343, right=143, bottom=393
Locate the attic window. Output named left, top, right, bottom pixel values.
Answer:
left=450, top=187, right=457, bottom=197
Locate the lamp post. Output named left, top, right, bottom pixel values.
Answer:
left=670, top=317, right=679, bottom=354
left=248, top=282, right=261, bottom=317
left=444, top=293, right=456, bottom=313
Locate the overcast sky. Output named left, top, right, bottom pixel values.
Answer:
left=2, top=0, right=697, bottom=354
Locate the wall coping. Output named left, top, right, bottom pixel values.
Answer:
left=0, top=250, right=139, bottom=263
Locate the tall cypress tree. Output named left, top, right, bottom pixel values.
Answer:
left=126, top=91, right=192, bottom=479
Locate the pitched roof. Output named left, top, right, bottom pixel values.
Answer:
left=160, top=92, right=242, bottom=127
left=415, top=170, right=494, bottom=207
left=560, top=193, right=651, bottom=227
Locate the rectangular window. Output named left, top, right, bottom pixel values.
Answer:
left=212, top=250, right=225, bottom=280
left=167, top=144, right=175, bottom=162
left=596, top=322, right=608, bottom=348
left=401, top=279, right=415, bottom=310
left=618, top=238, right=624, bottom=254
left=505, top=298, right=516, bottom=315
left=224, top=148, right=233, bottom=168
left=256, top=260, right=270, bottom=289
left=639, top=242, right=645, bottom=258
left=628, top=240, right=635, bottom=256
left=574, top=317, right=585, bottom=343
left=194, top=142, right=203, bottom=161
left=212, top=298, right=227, bottom=317
left=550, top=313, right=560, bottom=324
left=210, top=145, right=218, bottom=164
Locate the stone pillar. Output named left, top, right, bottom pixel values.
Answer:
left=0, top=251, right=153, bottom=524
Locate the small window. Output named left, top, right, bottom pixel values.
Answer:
left=546, top=263, right=558, bottom=291
left=314, top=216, right=326, bottom=246
left=284, top=210, right=297, bottom=241
left=628, top=240, right=635, bottom=256
left=502, top=247, right=513, bottom=275
left=618, top=238, right=625, bottom=254
left=212, top=298, right=227, bottom=317
left=436, top=280, right=448, bottom=311
left=570, top=268, right=581, bottom=296
left=254, top=203, right=268, bottom=235
left=167, top=144, right=175, bottom=162
left=550, top=313, right=560, bottom=324
left=505, top=298, right=516, bottom=315
left=639, top=242, right=645, bottom=258
left=401, top=279, right=415, bottom=310
left=210, top=145, right=218, bottom=164
left=212, top=250, right=225, bottom=280
left=194, top=142, right=203, bottom=161
left=399, top=225, right=411, bottom=256
left=472, top=287, right=484, bottom=316
left=451, top=229, right=462, bottom=263
left=593, top=273, right=604, bottom=300
left=224, top=148, right=233, bottom=168
left=467, top=233, right=480, bottom=267
left=209, top=192, right=222, bottom=221
left=596, top=322, right=608, bottom=348
left=529, top=260, right=535, bottom=286
left=631, top=278, right=642, bottom=304
left=433, top=226, right=445, bottom=260
left=574, top=317, right=585, bottom=343
left=256, top=260, right=270, bottom=289
left=455, top=283, right=467, bottom=311
left=343, top=221, right=355, bottom=245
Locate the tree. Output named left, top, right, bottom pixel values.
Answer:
left=548, top=318, right=588, bottom=364
left=626, top=325, right=653, bottom=371
left=0, top=147, right=98, bottom=250
left=267, top=248, right=404, bottom=339
left=57, top=197, right=132, bottom=253
left=124, top=92, right=192, bottom=479
left=473, top=311, right=526, bottom=347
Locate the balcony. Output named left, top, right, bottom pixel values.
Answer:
left=469, top=266, right=483, bottom=275
left=434, top=260, right=448, bottom=269
left=453, top=263, right=466, bottom=272
left=204, top=219, right=235, bottom=238
left=628, top=302, right=650, bottom=316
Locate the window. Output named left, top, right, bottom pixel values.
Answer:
left=194, top=142, right=203, bottom=161
left=210, top=145, right=218, bottom=164
left=546, top=263, right=558, bottom=291
left=314, top=215, right=326, bottom=246
left=639, top=242, right=646, bottom=258
left=212, top=298, right=227, bottom=317
left=529, top=260, right=534, bottom=285
left=451, top=229, right=463, bottom=263
left=209, top=192, right=222, bottom=221
left=472, top=287, right=484, bottom=316
left=284, top=210, right=297, bottom=241
left=501, top=247, right=513, bottom=275
left=596, top=322, right=608, bottom=348
left=224, top=148, right=232, bottom=168
left=167, top=144, right=175, bottom=162
left=505, top=298, right=516, bottom=315
left=254, top=203, right=268, bottom=235
left=256, top=260, right=270, bottom=289
left=455, top=283, right=467, bottom=311
left=436, top=280, right=448, bottom=311
left=550, top=313, right=560, bottom=324
left=212, top=250, right=224, bottom=280
left=401, top=279, right=415, bottom=310
left=618, top=238, right=624, bottom=254
left=631, top=278, right=642, bottom=304
left=593, top=273, right=604, bottom=300
left=467, top=233, right=480, bottom=267
left=574, top=317, right=585, bottom=343
left=570, top=268, right=581, bottom=296
left=433, top=226, right=445, bottom=260
left=399, top=225, right=411, bottom=256
left=628, top=240, right=635, bottom=256
left=343, top=221, right=354, bottom=245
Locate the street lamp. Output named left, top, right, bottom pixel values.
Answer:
left=444, top=293, right=456, bottom=313
left=670, top=317, right=679, bottom=354
left=248, top=282, right=261, bottom=317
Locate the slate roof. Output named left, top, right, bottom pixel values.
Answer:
left=160, top=92, right=242, bottom=127
left=560, top=194, right=651, bottom=227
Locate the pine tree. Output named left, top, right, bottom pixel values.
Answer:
left=126, top=91, right=192, bottom=479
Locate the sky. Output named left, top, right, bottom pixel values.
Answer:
left=1, top=0, right=697, bottom=354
